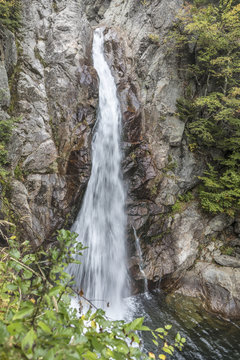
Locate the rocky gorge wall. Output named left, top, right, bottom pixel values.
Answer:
left=1, top=0, right=240, bottom=319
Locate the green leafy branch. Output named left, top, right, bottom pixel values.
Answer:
left=0, top=230, right=185, bottom=359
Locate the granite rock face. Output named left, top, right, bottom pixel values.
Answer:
left=3, top=0, right=240, bottom=317
left=7, top=0, right=98, bottom=245
left=0, top=25, right=17, bottom=112
left=177, top=262, right=240, bottom=319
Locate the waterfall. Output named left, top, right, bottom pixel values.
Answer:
left=67, top=28, right=127, bottom=319
left=133, top=228, right=148, bottom=294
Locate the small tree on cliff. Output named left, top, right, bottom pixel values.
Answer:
left=0, top=0, right=21, bottom=32
left=174, top=0, right=240, bottom=216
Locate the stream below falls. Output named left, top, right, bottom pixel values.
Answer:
left=126, top=291, right=240, bottom=360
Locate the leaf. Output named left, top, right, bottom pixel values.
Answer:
left=175, top=332, right=181, bottom=342
left=91, top=320, right=96, bottom=328
left=112, top=351, right=125, bottom=360
left=155, top=327, right=165, bottom=333
left=7, top=321, right=25, bottom=336
left=159, top=355, right=166, bottom=360
left=91, top=337, right=104, bottom=352
left=21, top=328, right=36, bottom=353
left=139, top=325, right=151, bottom=331
left=23, top=269, right=33, bottom=280
left=164, top=325, right=172, bottom=330
left=6, top=283, right=18, bottom=291
left=116, top=342, right=129, bottom=355
left=83, top=351, right=98, bottom=360
left=125, top=317, right=144, bottom=332
left=38, top=321, right=52, bottom=334
left=49, top=285, right=62, bottom=297
left=9, top=249, right=20, bottom=259
left=151, top=331, right=157, bottom=339
left=44, top=348, right=55, bottom=360
left=152, top=339, right=158, bottom=346
left=0, top=322, right=9, bottom=345
left=162, top=346, right=173, bottom=356
left=149, top=352, right=156, bottom=359
left=12, top=304, right=34, bottom=320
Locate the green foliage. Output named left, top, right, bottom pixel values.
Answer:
left=141, top=0, right=150, bottom=6
left=171, top=200, right=183, bottom=215
left=178, top=191, right=194, bottom=203
left=162, top=155, right=177, bottom=174
left=198, top=164, right=240, bottom=215
left=174, top=0, right=240, bottom=216
left=0, top=230, right=185, bottom=360
left=0, top=116, right=17, bottom=181
left=148, top=33, right=160, bottom=44
left=171, top=191, right=194, bottom=215
left=220, top=245, right=234, bottom=256
left=0, top=0, right=21, bottom=32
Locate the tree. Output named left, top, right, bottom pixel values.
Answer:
left=0, top=0, right=21, bottom=32
left=174, top=0, right=240, bottom=216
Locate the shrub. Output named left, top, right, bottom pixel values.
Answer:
left=0, top=116, right=18, bottom=182
left=0, top=230, right=185, bottom=359
left=0, top=0, right=21, bottom=32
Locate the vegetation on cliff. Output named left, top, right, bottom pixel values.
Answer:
left=0, top=230, right=185, bottom=360
left=0, top=116, right=16, bottom=180
left=0, top=0, right=21, bottom=32
left=175, top=0, right=240, bottom=216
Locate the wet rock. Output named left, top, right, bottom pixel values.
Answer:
left=205, top=214, right=234, bottom=236
left=173, top=141, right=205, bottom=191
left=22, top=139, right=58, bottom=173
left=170, top=203, right=204, bottom=268
left=0, top=26, right=17, bottom=75
left=178, top=262, right=240, bottom=319
left=11, top=180, right=37, bottom=246
left=234, top=216, right=240, bottom=234
left=163, top=116, right=185, bottom=147
left=214, top=255, right=240, bottom=268
left=0, top=62, right=10, bottom=108
left=229, top=238, right=240, bottom=254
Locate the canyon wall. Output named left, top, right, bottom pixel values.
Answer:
left=1, top=0, right=240, bottom=318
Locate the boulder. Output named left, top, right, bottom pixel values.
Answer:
left=178, top=262, right=240, bottom=318
left=214, top=255, right=240, bottom=268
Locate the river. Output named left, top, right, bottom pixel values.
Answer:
left=126, top=291, right=240, bottom=360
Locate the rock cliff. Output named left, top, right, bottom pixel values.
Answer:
left=1, top=0, right=240, bottom=319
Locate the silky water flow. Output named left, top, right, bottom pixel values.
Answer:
left=67, top=28, right=127, bottom=319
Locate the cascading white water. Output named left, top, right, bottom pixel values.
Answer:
left=67, top=28, right=127, bottom=319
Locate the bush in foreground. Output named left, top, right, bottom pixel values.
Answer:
left=0, top=230, right=185, bottom=359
